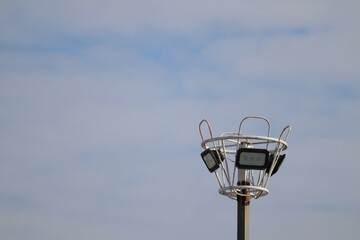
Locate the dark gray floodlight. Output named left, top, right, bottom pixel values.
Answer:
left=201, top=149, right=223, bottom=173
left=235, top=148, right=269, bottom=170
left=266, top=154, right=286, bottom=176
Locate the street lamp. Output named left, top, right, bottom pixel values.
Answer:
left=198, top=116, right=291, bottom=240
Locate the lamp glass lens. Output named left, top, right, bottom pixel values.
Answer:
left=203, top=153, right=217, bottom=169
left=239, top=152, right=266, bottom=166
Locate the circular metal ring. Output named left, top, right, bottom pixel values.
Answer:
left=219, top=185, right=269, bottom=199
left=201, top=135, right=288, bottom=152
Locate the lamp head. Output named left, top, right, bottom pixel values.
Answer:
left=266, top=154, right=286, bottom=176
left=200, top=149, right=224, bottom=173
left=235, top=148, right=269, bottom=170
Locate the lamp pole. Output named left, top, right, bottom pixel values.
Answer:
left=237, top=174, right=250, bottom=240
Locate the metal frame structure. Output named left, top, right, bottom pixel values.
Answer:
left=199, top=116, right=291, bottom=240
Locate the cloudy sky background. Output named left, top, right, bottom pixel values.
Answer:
left=1, top=0, right=359, bottom=239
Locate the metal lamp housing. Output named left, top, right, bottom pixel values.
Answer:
left=266, top=154, right=286, bottom=176
left=201, top=149, right=223, bottom=173
left=235, top=148, right=269, bottom=170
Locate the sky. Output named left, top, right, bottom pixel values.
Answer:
left=0, top=0, right=360, bottom=239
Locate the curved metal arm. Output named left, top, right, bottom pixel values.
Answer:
left=274, top=125, right=291, bottom=154
left=238, top=116, right=271, bottom=137
left=279, top=125, right=291, bottom=142
left=263, top=125, right=291, bottom=189
left=199, top=119, right=214, bottom=143
left=199, top=120, right=232, bottom=187
left=237, top=116, right=271, bottom=150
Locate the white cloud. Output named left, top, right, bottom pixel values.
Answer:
left=0, top=0, right=350, bottom=42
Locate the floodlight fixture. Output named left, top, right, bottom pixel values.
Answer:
left=266, top=154, right=286, bottom=176
left=235, top=148, right=269, bottom=170
left=198, top=116, right=291, bottom=240
left=201, top=148, right=223, bottom=173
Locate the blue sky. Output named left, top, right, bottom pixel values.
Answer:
left=1, top=0, right=360, bottom=239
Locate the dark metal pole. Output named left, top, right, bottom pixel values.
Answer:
left=237, top=181, right=250, bottom=240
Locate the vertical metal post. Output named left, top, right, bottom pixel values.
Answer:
left=237, top=171, right=250, bottom=240
left=237, top=144, right=251, bottom=240
left=237, top=184, right=250, bottom=240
